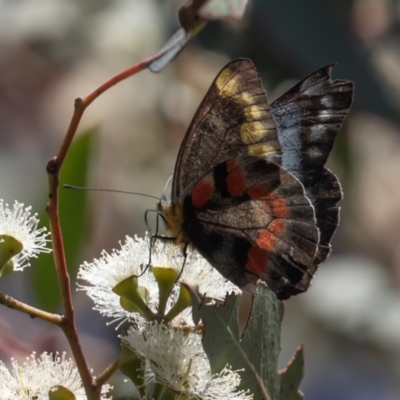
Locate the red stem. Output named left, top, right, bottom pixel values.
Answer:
left=45, top=46, right=174, bottom=400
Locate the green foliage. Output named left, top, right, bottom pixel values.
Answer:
left=31, top=129, right=94, bottom=311
left=191, top=286, right=304, bottom=400
left=278, top=346, right=304, bottom=400
left=119, top=344, right=146, bottom=398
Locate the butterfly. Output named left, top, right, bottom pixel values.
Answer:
left=159, top=59, right=353, bottom=300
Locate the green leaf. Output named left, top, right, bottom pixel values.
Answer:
left=239, top=286, right=283, bottom=398
left=191, top=285, right=304, bottom=399
left=191, top=288, right=270, bottom=400
left=119, top=344, right=147, bottom=398
left=31, top=129, right=95, bottom=310
left=278, top=345, right=304, bottom=400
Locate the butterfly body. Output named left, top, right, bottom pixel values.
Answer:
left=160, top=59, right=353, bottom=300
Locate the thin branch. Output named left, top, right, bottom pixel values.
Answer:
left=45, top=43, right=180, bottom=400
left=96, top=358, right=120, bottom=386
left=45, top=168, right=97, bottom=397
left=56, top=44, right=177, bottom=169
left=0, top=291, right=62, bottom=325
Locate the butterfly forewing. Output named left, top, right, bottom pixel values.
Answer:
left=172, top=59, right=281, bottom=198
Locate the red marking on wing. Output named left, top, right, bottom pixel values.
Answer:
left=248, top=185, right=289, bottom=219
left=226, top=160, right=247, bottom=196
left=226, top=159, right=238, bottom=172
left=191, top=178, right=214, bottom=208
left=246, top=245, right=269, bottom=276
left=248, top=184, right=273, bottom=199
left=268, top=219, right=285, bottom=235
left=256, top=229, right=277, bottom=253
left=270, top=198, right=290, bottom=218
left=245, top=210, right=287, bottom=277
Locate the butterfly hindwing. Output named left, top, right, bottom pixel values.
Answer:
left=181, top=156, right=319, bottom=299
left=271, top=64, right=353, bottom=263
left=172, top=59, right=281, bottom=198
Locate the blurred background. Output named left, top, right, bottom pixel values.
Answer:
left=1, top=0, right=400, bottom=398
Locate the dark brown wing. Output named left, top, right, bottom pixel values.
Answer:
left=181, top=156, right=319, bottom=299
left=172, top=59, right=281, bottom=199
left=271, top=64, right=354, bottom=264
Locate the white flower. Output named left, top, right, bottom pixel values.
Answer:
left=0, top=200, right=51, bottom=271
left=78, top=235, right=158, bottom=326
left=155, top=238, right=241, bottom=301
left=0, top=352, right=112, bottom=400
left=79, top=234, right=240, bottom=327
left=122, top=322, right=252, bottom=400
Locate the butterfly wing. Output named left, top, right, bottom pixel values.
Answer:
left=181, top=156, right=319, bottom=299
left=271, top=64, right=354, bottom=263
left=163, top=60, right=353, bottom=299
left=172, top=58, right=281, bottom=199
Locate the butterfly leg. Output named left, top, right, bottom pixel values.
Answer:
left=144, top=209, right=177, bottom=273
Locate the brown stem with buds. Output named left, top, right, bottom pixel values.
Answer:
left=45, top=44, right=176, bottom=400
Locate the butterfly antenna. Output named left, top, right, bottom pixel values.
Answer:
left=163, top=173, right=174, bottom=198
left=64, top=184, right=160, bottom=201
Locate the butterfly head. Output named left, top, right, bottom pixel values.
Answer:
left=158, top=197, right=186, bottom=246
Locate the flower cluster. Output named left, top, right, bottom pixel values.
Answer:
left=79, top=234, right=252, bottom=399
left=78, top=234, right=240, bottom=327
left=0, top=352, right=112, bottom=400
left=0, top=197, right=252, bottom=399
left=0, top=199, right=51, bottom=274
left=122, top=322, right=252, bottom=400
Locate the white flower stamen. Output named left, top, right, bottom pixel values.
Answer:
left=122, top=322, right=252, bottom=400
left=79, top=234, right=240, bottom=327
left=0, top=352, right=112, bottom=399
left=0, top=200, right=51, bottom=271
